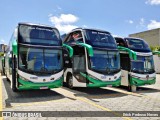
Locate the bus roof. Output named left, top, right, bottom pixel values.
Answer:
left=114, top=36, right=151, bottom=52
left=62, top=28, right=112, bottom=42
left=18, top=22, right=57, bottom=30
left=115, top=36, right=145, bottom=41
left=72, top=27, right=111, bottom=34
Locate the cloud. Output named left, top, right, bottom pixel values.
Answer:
left=147, top=20, right=160, bottom=30
left=139, top=18, right=145, bottom=26
left=146, top=0, right=160, bottom=5
left=0, top=39, right=4, bottom=43
left=57, top=5, right=62, bottom=10
left=136, top=18, right=145, bottom=28
left=112, top=34, right=119, bottom=37
left=126, top=20, right=134, bottom=24
left=49, top=14, right=79, bottom=33
left=129, top=20, right=133, bottom=24
left=55, top=24, right=78, bottom=33
left=49, top=14, right=78, bottom=24
left=82, top=25, right=88, bottom=28
left=128, top=20, right=133, bottom=24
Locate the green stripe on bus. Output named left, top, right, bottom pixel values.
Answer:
left=130, top=76, right=156, bottom=86
left=76, top=42, right=94, bottom=57
left=12, top=40, right=18, bottom=55
left=63, top=44, right=73, bottom=57
left=118, top=46, right=137, bottom=60
left=80, top=72, right=121, bottom=87
left=18, top=77, right=63, bottom=90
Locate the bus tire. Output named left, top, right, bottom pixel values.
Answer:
left=63, top=81, right=67, bottom=87
left=12, top=70, right=18, bottom=92
left=12, top=55, right=18, bottom=92
left=130, top=85, right=136, bottom=92
left=67, top=75, right=74, bottom=89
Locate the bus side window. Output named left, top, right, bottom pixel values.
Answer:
left=63, top=48, right=72, bottom=68
left=115, top=38, right=126, bottom=47
left=72, top=31, right=83, bottom=42
left=66, top=34, right=74, bottom=44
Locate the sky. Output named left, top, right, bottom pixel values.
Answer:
left=0, top=0, right=160, bottom=45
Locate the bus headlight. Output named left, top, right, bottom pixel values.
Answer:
left=19, top=75, right=29, bottom=81
left=55, top=76, right=63, bottom=81
left=88, top=74, right=98, bottom=80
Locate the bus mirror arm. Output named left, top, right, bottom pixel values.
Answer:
left=153, top=51, right=160, bottom=55
left=76, top=42, right=94, bottom=57
left=12, top=40, right=18, bottom=55
left=118, top=46, right=137, bottom=60
left=62, top=44, right=73, bottom=58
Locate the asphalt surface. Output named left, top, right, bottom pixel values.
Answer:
left=1, top=74, right=160, bottom=120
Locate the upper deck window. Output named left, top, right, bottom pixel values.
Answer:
left=126, top=38, right=150, bottom=51
left=84, top=30, right=117, bottom=49
left=18, top=24, right=61, bottom=46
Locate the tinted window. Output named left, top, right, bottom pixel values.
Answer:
left=126, top=38, right=150, bottom=50
left=18, top=24, right=61, bottom=46
left=115, top=38, right=126, bottom=47
left=120, top=54, right=130, bottom=71
left=89, top=50, right=120, bottom=74
left=19, top=45, right=63, bottom=75
left=85, top=30, right=117, bottom=48
left=65, top=31, right=83, bottom=44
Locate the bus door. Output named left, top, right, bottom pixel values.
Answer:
left=72, top=45, right=87, bottom=84
left=120, top=53, right=130, bottom=86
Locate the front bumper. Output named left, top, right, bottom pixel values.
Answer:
left=130, top=77, right=156, bottom=86
left=18, top=77, right=63, bottom=90
left=87, top=78, right=121, bottom=87
left=80, top=72, right=121, bottom=87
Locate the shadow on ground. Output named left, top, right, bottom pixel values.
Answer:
left=137, top=86, right=160, bottom=93
left=116, top=85, right=160, bottom=94
left=2, top=77, right=65, bottom=108
left=62, top=86, right=127, bottom=100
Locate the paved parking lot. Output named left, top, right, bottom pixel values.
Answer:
left=1, top=74, right=160, bottom=120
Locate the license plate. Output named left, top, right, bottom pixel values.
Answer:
left=40, top=87, right=48, bottom=89
left=107, top=85, right=112, bottom=87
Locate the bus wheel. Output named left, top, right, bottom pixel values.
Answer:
left=12, top=71, right=18, bottom=92
left=130, top=85, right=137, bottom=92
left=67, top=75, right=74, bottom=89
left=12, top=68, right=18, bottom=92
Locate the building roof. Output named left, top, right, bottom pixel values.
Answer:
left=129, top=28, right=160, bottom=36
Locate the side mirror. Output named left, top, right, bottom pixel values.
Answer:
left=76, top=42, right=93, bottom=57
left=63, top=44, right=73, bottom=58
left=12, top=40, right=17, bottom=55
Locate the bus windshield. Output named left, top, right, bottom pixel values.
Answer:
left=19, top=46, right=63, bottom=75
left=18, top=24, right=61, bottom=46
left=89, top=50, right=120, bottom=74
left=85, top=30, right=117, bottom=48
left=131, top=55, right=154, bottom=74
left=126, top=38, right=150, bottom=51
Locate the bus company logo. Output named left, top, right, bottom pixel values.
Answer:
left=101, top=76, right=106, bottom=79
left=43, top=79, right=46, bottom=82
left=2, top=112, right=11, bottom=117
left=50, top=77, right=55, bottom=80
left=30, top=77, right=38, bottom=79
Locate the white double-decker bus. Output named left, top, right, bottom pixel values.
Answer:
left=5, top=23, right=63, bottom=92
left=62, top=28, right=121, bottom=88
left=115, top=37, right=155, bottom=91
